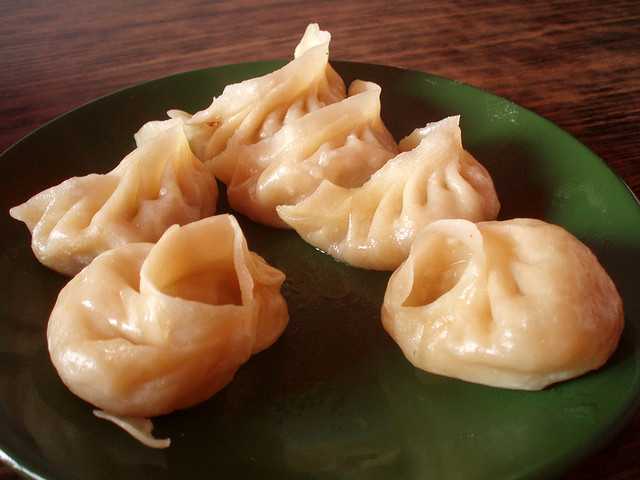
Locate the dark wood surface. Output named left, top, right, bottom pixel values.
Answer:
left=1, top=0, right=638, bottom=478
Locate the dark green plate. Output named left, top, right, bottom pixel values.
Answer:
left=1, top=61, right=639, bottom=480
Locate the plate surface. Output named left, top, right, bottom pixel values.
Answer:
left=1, top=61, right=639, bottom=480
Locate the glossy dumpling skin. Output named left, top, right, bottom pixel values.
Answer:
left=278, top=116, right=499, bottom=270
left=135, top=23, right=347, bottom=184
left=382, top=218, right=624, bottom=390
left=10, top=125, right=217, bottom=276
left=227, top=80, right=398, bottom=227
left=48, top=215, right=288, bottom=417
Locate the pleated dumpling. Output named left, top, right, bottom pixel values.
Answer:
left=48, top=215, right=288, bottom=425
left=382, top=218, right=624, bottom=390
left=10, top=125, right=217, bottom=276
left=135, top=23, right=347, bottom=184
left=278, top=116, right=500, bottom=270
left=227, top=80, right=398, bottom=227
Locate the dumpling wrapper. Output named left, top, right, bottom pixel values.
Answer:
left=135, top=23, right=347, bottom=184
left=48, top=214, right=288, bottom=422
left=227, top=80, right=398, bottom=227
left=382, top=218, right=624, bottom=390
left=10, top=125, right=217, bottom=276
left=93, top=410, right=170, bottom=449
left=278, top=116, right=500, bottom=270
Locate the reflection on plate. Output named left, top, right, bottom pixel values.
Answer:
left=1, top=61, right=639, bottom=480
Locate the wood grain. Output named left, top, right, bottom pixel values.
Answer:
left=0, top=0, right=638, bottom=478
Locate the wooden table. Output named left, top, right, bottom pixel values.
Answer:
left=1, top=0, right=638, bottom=478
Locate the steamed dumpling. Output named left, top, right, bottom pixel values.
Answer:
left=48, top=214, right=288, bottom=420
left=227, top=80, right=398, bottom=227
left=382, top=218, right=624, bottom=390
left=278, top=116, right=500, bottom=270
left=136, top=23, right=347, bottom=184
left=134, top=24, right=398, bottom=228
left=10, top=125, right=217, bottom=276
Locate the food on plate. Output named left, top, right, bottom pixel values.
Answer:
left=135, top=23, right=348, bottom=184
left=47, top=215, right=288, bottom=446
left=136, top=25, right=398, bottom=228
left=9, top=19, right=627, bottom=458
left=278, top=116, right=500, bottom=270
left=10, top=125, right=217, bottom=276
left=382, top=218, right=624, bottom=390
left=227, top=80, right=398, bottom=227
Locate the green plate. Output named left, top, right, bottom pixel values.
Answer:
left=1, top=61, right=639, bottom=480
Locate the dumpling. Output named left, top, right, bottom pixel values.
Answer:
left=277, top=116, right=500, bottom=270
left=136, top=23, right=347, bottom=184
left=227, top=80, right=398, bottom=227
left=382, top=218, right=624, bottom=390
left=48, top=215, right=288, bottom=423
left=10, top=125, right=217, bottom=276
left=134, top=25, right=397, bottom=228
